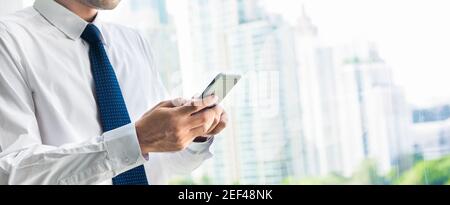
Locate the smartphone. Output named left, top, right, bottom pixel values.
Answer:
left=200, top=73, right=241, bottom=104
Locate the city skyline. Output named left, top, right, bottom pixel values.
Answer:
left=100, top=0, right=446, bottom=184
left=172, top=0, right=416, bottom=184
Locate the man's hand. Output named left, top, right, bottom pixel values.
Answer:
left=192, top=105, right=228, bottom=142
left=206, top=106, right=228, bottom=135
left=135, top=95, right=224, bottom=154
left=195, top=106, right=228, bottom=135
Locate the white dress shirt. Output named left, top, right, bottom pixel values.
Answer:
left=0, top=0, right=213, bottom=185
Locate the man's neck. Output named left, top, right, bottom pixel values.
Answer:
left=55, top=0, right=98, bottom=22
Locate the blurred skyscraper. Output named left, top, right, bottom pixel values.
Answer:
left=186, top=0, right=301, bottom=184
left=412, top=118, right=450, bottom=160
left=185, top=0, right=412, bottom=184
left=411, top=105, right=450, bottom=160
left=338, top=44, right=413, bottom=174
left=293, top=8, right=366, bottom=177
left=295, top=36, right=413, bottom=176
left=292, top=5, right=413, bottom=177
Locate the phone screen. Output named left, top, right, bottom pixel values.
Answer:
left=201, top=73, right=241, bottom=103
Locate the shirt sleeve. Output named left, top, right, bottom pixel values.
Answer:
left=0, top=28, right=146, bottom=185
left=136, top=31, right=215, bottom=184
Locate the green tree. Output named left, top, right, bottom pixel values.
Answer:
left=199, top=175, right=212, bottom=185
left=297, top=173, right=349, bottom=185
left=170, top=156, right=450, bottom=185
left=349, top=159, right=386, bottom=185
left=169, top=177, right=196, bottom=185
left=394, top=156, right=450, bottom=185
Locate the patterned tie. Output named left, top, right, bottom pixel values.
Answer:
left=81, top=24, right=149, bottom=185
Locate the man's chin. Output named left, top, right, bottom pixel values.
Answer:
left=96, top=7, right=118, bottom=11
left=84, top=0, right=121, bottom=10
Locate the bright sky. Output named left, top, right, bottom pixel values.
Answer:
left=167, top=0, right=450, bottom=107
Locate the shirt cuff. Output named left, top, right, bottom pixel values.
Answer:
left=186, top=136, right=214, bottom=155
left=102, top=123, right=147, bottom=176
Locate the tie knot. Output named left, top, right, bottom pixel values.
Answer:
left=81, top=24, right=103, bottom=44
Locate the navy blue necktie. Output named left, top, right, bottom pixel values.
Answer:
left=81, top=24, right=148, bottom=185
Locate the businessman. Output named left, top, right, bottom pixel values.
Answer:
left=0, top=0, right=228, bottom=185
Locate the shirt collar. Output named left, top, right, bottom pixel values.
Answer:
left=34, top=0, right=107, bottom=44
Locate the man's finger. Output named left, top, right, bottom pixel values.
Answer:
left=207, top=112, right=228, bottom=135
left=209, top=105, right=224, bottom=116
left=206, top=114, right=220, bottom=133
left=207, top=122, right=226, bottom=136
left=170, top=98, right=190, bottom=107
left=221, top=112, right=228, bottom=123
left=186, top=110, right=215, bottom=129
left=189, top=126, right=210, bottom=137
left=154, top=100, right=177, bottom=109
left=176, top=95, right=218, bottom=114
